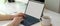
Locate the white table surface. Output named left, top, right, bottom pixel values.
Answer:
left=0, top=7, right=60, bottom=26
left=44, top=9, right=60, bottom=26
left=1, top=9, right=60, bottom=26
left=0, top=20, right=40, bottom=26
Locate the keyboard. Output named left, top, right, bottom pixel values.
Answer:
left=21, top=14, right=40, bottom=26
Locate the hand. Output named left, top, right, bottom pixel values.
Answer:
left=6, top=13, right=25, bottom=26
left=12, top=13, right=25, bottom=24
left=10, top=13, right=25, bottom=19
left=11, top=13, right=25, bottom=24
left=15, top=13, right=25, bottom=17
left=13, top=13, right=25, bottom=20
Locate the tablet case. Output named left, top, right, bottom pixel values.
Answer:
left=21, top=14, right=40, bottom=26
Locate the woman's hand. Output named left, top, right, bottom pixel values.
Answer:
left=6, top=13, right=25, bottom=26
left=10, top=13, right=25, bottom=19
left=13, top=13, right=25, bottom=22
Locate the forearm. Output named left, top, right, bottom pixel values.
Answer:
left=0, top=14, right=13, bottom=21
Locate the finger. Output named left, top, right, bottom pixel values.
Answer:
left=17, top=13, right=25, bottom=19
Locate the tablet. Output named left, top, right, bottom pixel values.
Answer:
left=21, top=1, right=44, bottom=26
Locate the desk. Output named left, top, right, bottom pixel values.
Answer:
left=44, top=9, right=60, bottom=26
left=0, top=8, right=60, bottom=26
left=1, top=9, right=60, bottom=26
left=0, top=20, right=40, bottom=26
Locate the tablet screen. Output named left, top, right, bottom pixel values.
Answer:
left=0, top=0, right=29, bottom=15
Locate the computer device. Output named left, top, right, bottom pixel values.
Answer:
left=21, top=0, right=44, bottom=26
left=17, top=0, right=40, bottom=26
left=22, top=1, right=44, bottom=26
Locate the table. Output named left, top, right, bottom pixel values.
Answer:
left=44, top=9, right=60, bottom=26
